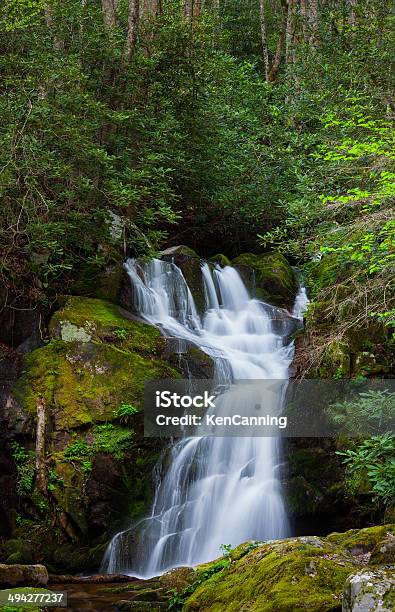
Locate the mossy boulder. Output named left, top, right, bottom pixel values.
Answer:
left=283, top=439, right=356, bottom=535
left=0, top=564, right=48, bottom=588
left=6, top=297, right=181, bottom=572
left=180, top=524, right=395, bottom=612
left=232, top=252, right=298, bottom=309
left=13, top=297, right=180, bottom=430
left=296, top=252, right=394, bottom=379
left=3, top=540, right=33, bottom=566
left=370, top=531, right=395, bottom=565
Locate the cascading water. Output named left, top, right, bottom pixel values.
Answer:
left=102, top=257, right=308, bottom=578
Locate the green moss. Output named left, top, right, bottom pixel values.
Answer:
left=209, top=254, right=231, bottom=267
left=308, top=254, right=343, bottom=294
left=2, top=540, right=33, bottom=566
left=184, top=538, right=352, bottom=611
left=181, top=525, right=395, bottom=612
left=326, top=524, right=395, bottom=553
left=49, top=296, right=162, bottom=354
left=232, top=252, right=297, bottom=308
left=13, top=298, right=180, bottom=430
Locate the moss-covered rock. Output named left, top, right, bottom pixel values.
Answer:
left=0, top=564, right=48, bottom=588
left=14, top=297, right=179, bottom=430
left=209, top=254, right=231, bottom=268
left=232, top=252, right=298, bottom=309
left=370, top=531, right=395, bottom=565
left=3, top=540, right=33, bottom=566
left=296, top=253, right=394, bottom=379
left=283, top=439, right=358, bottom=535
left=179, top=525, right=395, bottom=612
left=5, top=297, right=181, bottom=572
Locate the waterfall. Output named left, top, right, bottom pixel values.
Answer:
left=102, top=257, right=307, bottom=578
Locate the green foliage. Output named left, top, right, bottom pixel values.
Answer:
left=219, top=543, right=233, bottom=557
left=114, top=328, right=128, bottom=341
left=114, top=402, right=139, bottom=423
left=337, top=434, right=395, bottom=508
left=63, top=423, right=135, bottom=473
left=0, top=0, right=45, bottom=31
left=63, top=440, right=93, bottom=473
left=328, top=389, right=395, bottom=436
left=10, top=441, right=35, bottom=496
left=92, top=423, right=135, bottom=460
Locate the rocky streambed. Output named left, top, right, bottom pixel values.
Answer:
left=0, top=524, right=394, bottom=611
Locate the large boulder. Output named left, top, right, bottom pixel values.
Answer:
left=3, top=297, right=181, bottom=573
left=0, top=564, right=48, bottom=588
left=342, top=568, right=395, bottom=612
left=13, top=297, right=179, bottom=430
left=232, top=252, right=298, bottom=309
left=178, top=524, right=395, bottom=612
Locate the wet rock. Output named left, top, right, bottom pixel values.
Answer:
left=209, top=254, right=231, bottom=267
left=160, top=245, right=205, bottom=312
left=181, top=525, right=395, bottom=612
left=159, top=566, right=195, bottom=591
left=232, top=252, right=298, bottom=309
left=166, top=339, right=214, bottom=379
left=342, top=568, right=395, bottom=612
left=0, top=564, right=48, bottom=588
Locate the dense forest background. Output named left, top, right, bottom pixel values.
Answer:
left=1, top=0, right=393, bottom=310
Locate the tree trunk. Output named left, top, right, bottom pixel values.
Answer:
left=268, top=0, right=287, bottom=81
left=348, top=0, right=357, bottom=27
left=193, top=0, right=202, bottom=17
left=44, top=5, right=64, bottom=50
left=285, top=0, right=295, bottom=65
left=102, top=0, right=119, bottom=29
left=300, top=0, right=308, bottom=41
left=259, top=0, right=270, bottom=81
left=185, top=0, right=193, bottom=18
left=35, top=397, right=47, bottom=496
left=308, top=0, right=319, bottom=45
left=141, top=0, right=159, bottom=17
left=125, top=0, right=140, bottom=60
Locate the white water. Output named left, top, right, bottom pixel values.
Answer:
left=102, top=257, right=308, bottom=578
